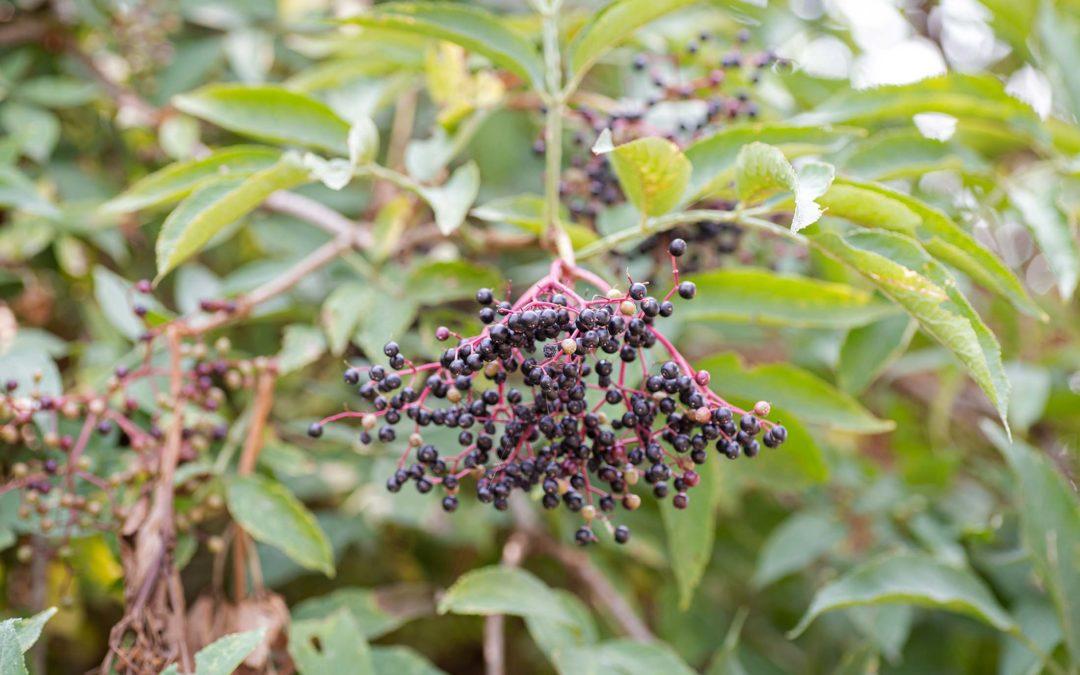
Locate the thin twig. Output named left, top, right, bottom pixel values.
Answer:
left=484, top=532, right=530, bottom=675
left=233, top=370, right=276, bottom=601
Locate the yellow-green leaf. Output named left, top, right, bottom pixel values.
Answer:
left=604, top=137, right=691, bottom=216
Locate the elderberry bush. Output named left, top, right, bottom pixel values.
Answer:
left=311, top=241, right=786, bottom=544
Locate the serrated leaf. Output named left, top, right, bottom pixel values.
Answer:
left=175, top=84, right=351, bottom=155
left=191, top=630, right=266, bottom=675
left=552, top=639, right=696, bottom=675
left=567, top=0, right=698, bottom=88
left=697, top=352, right=893, bottom=434
left=811, top=229, right=1010, bottom=428
left=753, top=511, right=845, bottom=588
left=471, top=194, right=598, bottom=248
left=660, top=457, right=721, bottom=609
left=982, top=421, right=1080, bottom=664
left=789, top=553, right=1017, bottom=637
left=438, top=566, right=576, bottom=624
left=791, top=161, right=834, bottom=233
left=819, top=178, right=1045, bottom=318
left=292, top=585, right=432, bottom=640
left=3, top=608, right=56, bottom=653
left=734, top=142, right=796, bottom=204
left=226, top=473, right=334, bottom=577
left=155, top=158, right=310, bottom=280
left=289, top=610, right=373, bottom=675
left=684, top=123, right=858, bottom=203
left=420, top=161, right=479, bottom=235
left=104, top=146, right=281, bottom=214
left=278, top=324, right=328, bottom=374
left=837, top=314, right=917, bottom=394
left=1008, top=167, right=1079, bottom=300
left=321, top=282, right=368, bottom=356
left=604, top=137, right=691, bottom=216
left=684, top=267, right=898, bottom=329
left=342, top=3, right=544, bottom=90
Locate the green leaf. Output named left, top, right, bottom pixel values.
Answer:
left=0, top=623, right=27, bottom=675
left=982, top=421, right=1080, bottom=664
left=840, top=130, right=971, bottom=180
left=471, top=194, right=599, bottom=248
left=811, top=229, right=1010, bottom=428
left=277, top=324, right=328, bottom=375
left=192, top=630, right=266, bottom=675
left=684, top=123, right=858, bottom=203
left=1008, top=167, right=1079, bottom=300
left=3, top=608, right=56, bottom=653
left=321, top=282, right=367, bottom=356
left=1036, top=3, right=1080, bottom=123
left=0, top=341, right=61, bottom=401
left=1, top=103, right=59, bottom=163
left=524, top=590, right=598, bottom=662
left=342, top=3, right=544, bottom=90
left=93, top=266, right=173, bottom=340
left=791, top=161, right=835, bottom=233
left=18, top=77, right=98, bottom=108
left=789, top=553, right=1018, bottom=638
left=155, top=158, right=310, bottom=280
left=837, top=314, right=917, bottom=394
left=353, top=291, right=418, bottom=359
left=684, top=267, right=897, bottom=329
left=174, top=84, right=351, bottom=155
left=602, top=137, right=691, bottom=217
left=567, top=0, right=698, bottom=88
left=704, top=611, right=749, bottom=675
left=371, top=646, right=447, bottom=675
left=660, top=456, right=721, bottom=609
left=289, top=610, right=373, bottom=675
left=734, top=142, right=796, bottom=205
left=420, top=161, right=480, bottom=235
left=292, top=585, right=433, bottom=640
left=226, top=473, right=335, bottom=577
left=999, top=599, right=1064, bottom=675
left=552, top=639, right=696, bottom=675
left=753, top=511, right=845, bottom=589
left=405, top=260, right=501, bottom=305
left=697, top=352, right=894, bottom=434
left=438, top=565, right=577, bottom=625
left=103, top=146, right=280, bottom=214
left=0, top=166, right=59, bottom=218
left=819, top=178, right=1045, bottom=318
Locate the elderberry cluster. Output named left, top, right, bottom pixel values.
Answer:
left=312, top=241, right=786, bottom=545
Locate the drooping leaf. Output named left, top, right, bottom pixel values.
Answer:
left=342, top=3, right=544, bottom=90
left=292, top=585, right=433, bottom=640
left=321, top=282, right=368, bottom=356
left=791, top=161, right=835, bottom=233
left=697, top=352, right=894, bottom=434
left=998, top=599, right=1064, bottom=675
left=734, top=142, right=796, bottom=205
left=524, top=590, right=598, bottom=662
left=155, top=158, right=310, bottom=280
left=837, top=314, right=917, bottom=394
left=660, top=456, right=721, bottom=609
left=811, top=229, right=1010, bottom=428
left=1036, top=3, right=1080, bottom=123
left=567, top=0, right=699, bottom=88
left=103, top=146, right=280, bottom=214
left=789, top=553, right=1017, bottom=637
left=819, top=178, right=1045, bottom=318
left=1007, top=166, right=1079, bottom=300
left=174, top=84, right=351, bottom=155
left=471, top=194, right=598, bottom=248
left=602, top=137, right=691, bottom=217
left=753, top=511, right=846, bottom=588
left=226, top=473, right=335, bottom=577
left=420, top=161, right=480, bottom=235
left=289, top=610, right=373, bottom=675
left=684, top=267, right=898, bottom=329
left=982, top=421, right=1080, bottom=664
left=684, top=123, right=858, bottom=203
left=277, top=324, right=328, bottom=375
left=438, top=565, right=577, bottom=625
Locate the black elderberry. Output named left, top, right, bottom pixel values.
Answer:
left=668, top=238, right=687, bottom=257
left=476, top=288, right=494, bottom=305
left=614, top=525, right=631, bottom=544
left=307, top=422, right=324, bottom=438
left=678, top=281, right=697, bottom=299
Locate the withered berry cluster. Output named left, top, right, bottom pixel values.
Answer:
left=311, top=241, right=786, bottom=545
left=556, top=29, right=786, bottom=224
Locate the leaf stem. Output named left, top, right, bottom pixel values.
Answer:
left=538, top=0, right=575, bottom=265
